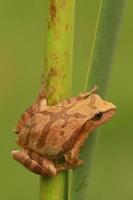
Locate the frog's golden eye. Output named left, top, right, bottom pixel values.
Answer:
left=93, top=111, right=103, bottom=120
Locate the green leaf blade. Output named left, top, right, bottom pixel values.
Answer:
left=71, top=1, right=126, bottom=200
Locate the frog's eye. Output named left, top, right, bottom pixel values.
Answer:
left=93, top=111, right=103, bottom=120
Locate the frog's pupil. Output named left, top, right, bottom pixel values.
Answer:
left=94, top=112, right=103, bottom=120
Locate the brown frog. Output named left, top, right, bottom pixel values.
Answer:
left=12, top=87, right=116, bottom=176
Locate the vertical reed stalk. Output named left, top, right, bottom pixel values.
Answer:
left=40, top=0, right=75, bottom=199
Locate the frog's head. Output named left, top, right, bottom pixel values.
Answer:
left=88, top=94, right=116, bottom=115
left=83, top=94, right=116, bottom=131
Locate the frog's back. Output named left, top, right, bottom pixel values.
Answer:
left=17, top=97, right=94, bottom=159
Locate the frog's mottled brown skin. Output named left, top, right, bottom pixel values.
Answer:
left=12, top=88, right=116, bottom=176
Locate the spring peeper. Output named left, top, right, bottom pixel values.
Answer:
left=12, top=87, right=116, bottom=176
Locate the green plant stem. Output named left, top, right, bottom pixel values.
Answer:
left=71, top=0, right=126, bottom=200
left=40, top=0, right=75, bottom=200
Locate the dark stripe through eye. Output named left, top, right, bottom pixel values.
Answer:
left=93, top=112, right=103, bottom=120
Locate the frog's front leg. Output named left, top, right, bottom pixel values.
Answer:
left=12, top=150, right=57, bottom=176
left=56, top=160, right=82, bottom=172
left=64, top=133, right=87, bottom=167
left=55, top=158, right=82, bottom=173
left=56, top=133, right=87, bottom=172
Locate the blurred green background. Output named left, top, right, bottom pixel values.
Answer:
left=0, top=0, right=132, bottom=199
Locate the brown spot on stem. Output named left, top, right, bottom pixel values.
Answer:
left=48, top=67, right=58, bottom=77
left=49, top=0, right=57, bottom=25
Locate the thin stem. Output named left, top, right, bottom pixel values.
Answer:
left=44, top=0, right=75, bottom=105
left=71, top=0, right=126, bottom=200
left=40, top=0, right=75, bottom=200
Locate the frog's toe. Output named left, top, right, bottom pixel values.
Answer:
left=43, top=161, right=57, bottom=176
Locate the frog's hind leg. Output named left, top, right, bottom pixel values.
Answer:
left=78, top=85, right=98, bottom=99
left=57, top=86, right=97, bottom=107
left=12, top=150, right=57, bottom=176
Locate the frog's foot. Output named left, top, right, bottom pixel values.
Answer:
left=57, top=86, right=98, bottom=107
left=79, top=85, right=98, bottom=99
left=65, top=153, right=83, bottom=167
left=55, top=156, right=83, bottom=172
left=56, top=160, right=83, bottom=172
left=12, top=150, right=57, bottom=176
